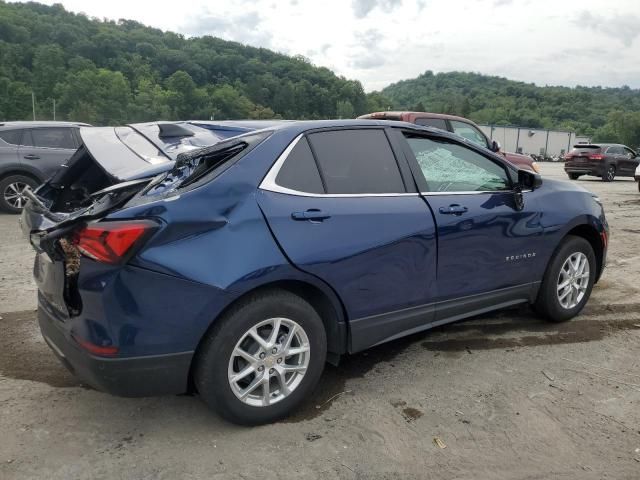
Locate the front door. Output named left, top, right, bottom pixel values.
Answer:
left=620, top=147, right=640, bottom=176
left=398, top=130, right=544, bottom=317
left=257, top=128, right=438, bottom=352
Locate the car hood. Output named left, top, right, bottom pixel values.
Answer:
left=541, top=177, right=592, bottom=195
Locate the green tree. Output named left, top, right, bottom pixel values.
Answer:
left=336, top=99, right=355, bottom=119
left=32, top=44, right=66, bottom=101
left=56, top=68, right=131, bottom=124
left=209, top=84, right=255, bottom=119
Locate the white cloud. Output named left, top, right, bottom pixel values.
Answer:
left=574, top=11, right=640, bottom=47
left=24, top=0, right=640, bottom=91
left=351, top=0, right=403, bottom=19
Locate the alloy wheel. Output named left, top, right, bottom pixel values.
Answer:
left=3, top=181, right=29, bottom=209
left=228, top=317, right=310, bottom=407
left=606, top=166, right=615, bottom=181
left=556, top=252, right=590, bottom=309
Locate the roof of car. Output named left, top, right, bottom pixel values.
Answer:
left=574, top=143, right=626, bottom=148
left=0, top=121, right=91, bottom=128
left=268, top=119, right=418, bottom=129
left=358, top=111, right=475, bottom=123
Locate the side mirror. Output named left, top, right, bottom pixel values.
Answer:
left=490, top=140, right=501, bottom=153
left=518, top=169, right=543, bottom=190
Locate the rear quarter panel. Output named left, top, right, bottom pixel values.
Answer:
left=97, top=130, right=346, bottom=354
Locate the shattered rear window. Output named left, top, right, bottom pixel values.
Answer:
left=175, top=131, right=272, bottom=189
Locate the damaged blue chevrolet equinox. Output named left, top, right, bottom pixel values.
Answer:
left=21, top=120, right=608, bottom=425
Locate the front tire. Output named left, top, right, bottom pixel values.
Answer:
left=534, top=236, right=596, bottom=322
left=0, top=175, right=39, bottom=213
left=567, top=173, right=581, bottom=180
left=602, top=165, right=615, bottom=182
left=194, top=290, right=327, bottom=425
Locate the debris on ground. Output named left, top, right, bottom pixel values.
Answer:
left=542, top=370, right=555, bottom=381
left=315, top=390, right=352, bottom=409
left=305, top=433, right=322, bottom=442
left=433, top=437, right=447, bottom=449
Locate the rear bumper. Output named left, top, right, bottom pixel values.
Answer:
left=38, top=303, right=193, bottom=397
left=564, top=162, right=605, bottom=176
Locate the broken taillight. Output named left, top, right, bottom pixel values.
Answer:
left=75, top=220, right=156, bottom=264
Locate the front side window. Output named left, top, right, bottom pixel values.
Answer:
left=307, top=129, right=405, bottom=194
left=26, top=128, right=76, bottom=149
left=0, top=129, right=23, bottom=146
left=450, top=120, right=488, bottom=149
left=404, top=134, right=511, bottom=193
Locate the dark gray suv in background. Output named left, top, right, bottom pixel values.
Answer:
left=0, top=121, right=89, bottom=213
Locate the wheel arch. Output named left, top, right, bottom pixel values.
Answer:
left=0, top=167, right=45, bottom=184
left=188, top=278, right=349, bottom=391
left=564, top=224, right=605, bottom=282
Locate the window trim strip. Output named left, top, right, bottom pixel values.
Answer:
left=259, top=134, right=529, bottom=198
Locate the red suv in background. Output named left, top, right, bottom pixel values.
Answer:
left=359, top=111, right=539, bottom=173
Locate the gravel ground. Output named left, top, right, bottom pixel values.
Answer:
left=0, top=162, right=639, bottom=480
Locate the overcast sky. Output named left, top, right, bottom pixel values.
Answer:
left=26, top=0, right=640, bottom=91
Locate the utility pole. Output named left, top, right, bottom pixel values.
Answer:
left=31, top=92, right=36, bottom=121
left=53, top=99, right=56, bottom=121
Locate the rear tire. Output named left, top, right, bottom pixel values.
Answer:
left=194, top=290, right=326, bottom=425
left=602, top=165, right=615, bottom=182
left=534, top=236, right=596, bottom=323
left=0, top=174, right=39, bottom=214
left=567, top=173, right=581, bottom=180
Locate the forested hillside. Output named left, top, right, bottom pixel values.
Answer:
left=382, top=71, right=640, bottom=146
left=0, top=1, right=386, bottom=124
left=2, top=1, right=640, bottom=146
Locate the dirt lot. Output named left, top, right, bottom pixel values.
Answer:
left=1, top=162, right=639, bottom=480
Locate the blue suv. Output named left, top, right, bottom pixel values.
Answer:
left=21, top=120, right=608, bottom=424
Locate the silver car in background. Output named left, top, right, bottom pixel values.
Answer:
left=0, top=121, right=89, bottom=213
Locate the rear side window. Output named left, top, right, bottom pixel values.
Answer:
left=405, top=134, right=511, bottom=193
left=415, top=118, right=448, bottom=130
left=0, top=129, right=22, bottom=145
left=275, top=137, right=324, bottom=194
left=26, top=128, right=76, bottom=149
left=307, top=129, right=405, bottom=194
left=606, top=146, right=623, bottom=155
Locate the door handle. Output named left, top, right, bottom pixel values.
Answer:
left=291, top=209, right=331, bottom=221
left=439, top=204, right=468, bottom=215
left=23, top=154, right=40, bottom=160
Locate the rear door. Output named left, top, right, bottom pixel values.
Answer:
left=398, top=130, right=543, bottom=318
left=257, top=128, right=438, bottom=351
left=18, top=127, right=79, bottom=178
